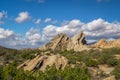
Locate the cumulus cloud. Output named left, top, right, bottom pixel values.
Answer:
left=83, top=18, right=120, bottom=40
left=0, top=27, right=46, bottom=49
left=0, top=28, right=15, bottom=39
left=44, top=18, right=52, bottom=23
left=26, top=28, right=41, bottom=45
left=15, top=11, right=30, bottom=23
left=1, top=18, right=120, bottom=49
left=43, top=18, right=120, bottom=43
left=0, top=28, right=24, bottom=48
left=35, top=19, right=41, bottom=25
left=0, top=11, right=7, bottom=24
left=43, top=19, right=84, bottom=39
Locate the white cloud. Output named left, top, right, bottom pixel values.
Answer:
left=0, top=28, right=25, bottom=48
left=0, top=27, right=45, bottom=49
left=26, top=28, right=41, bottom=45
left=0, top=11, right=7, bottom=24
left=1, top=18, right=120, bottom=49
left=43, top=18, right=120, bottom=42
left=26, top=28, right=46, bottom=46
left=15, top=11, right=30, bottom=23
left=43, top=19, right=84, bottom=39
left=35, top=19, right=41, bottom=24
left=83, top=18, right=120, bottom=40
left=44, top=18, right=52, bottom=23
left=0, top=28, right=15, bottom=39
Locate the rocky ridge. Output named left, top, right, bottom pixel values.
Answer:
left=92, top=38, right=120, bottom=48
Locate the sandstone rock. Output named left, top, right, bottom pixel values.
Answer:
left=92, top=38, right=120, bottom=48
left=67, top=31, right=89, bottom=51
left=88, top=67, right=100, bottom=77
left=24, top=55, right=44, bottom=71
left=17, top=60, right=30, bottom=69
left=17, top=54, right=68, bottom=72
left=102, top=75, right=116, bottom=80
left=98, top=64, right=114, bottom=75
left=40, top=54, right=58, bottom=71
left=88, top=67, right=101, bottom=80
left=39, top=31, right=90, bottom=52
left=39, top=33, right=69, bottom=51
left=114, top=54, right=120, bottom=59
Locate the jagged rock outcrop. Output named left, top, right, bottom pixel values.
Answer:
left=92, top=38, right=120, bottom=48
left=40, top=34, right=70, bottom=51
left=67, top=31, right=89, bottom=51
left=17, top=54, right=68, bottom=72
left=39, top=31, right=89, bottom=51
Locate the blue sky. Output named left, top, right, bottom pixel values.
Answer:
left=0, top=0, right=120, bottom=49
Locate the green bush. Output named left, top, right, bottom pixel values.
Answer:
left=106, top=58, right=118, bottom=66
left=0, top=66, right=3, bottom=80
left=0, top=63, right=91, bottom=80
left=113, top=64, right=120, bottom=79
left=85, top=59, right=98, bottom=67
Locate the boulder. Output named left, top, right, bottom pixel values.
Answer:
left=98, top=64, right=114, bottom=75
left=102, top=75, right=116, bottom=80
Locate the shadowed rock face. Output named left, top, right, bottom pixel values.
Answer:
left=17, top=54, right=68, bottom=72
left=39, top=31, right=89, bottom=51
left=92, top=38, right=120, bottom=48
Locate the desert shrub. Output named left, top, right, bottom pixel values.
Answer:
left=113, top=64, right=120, bottom=79
left=1, top=63, right=91, bottom=80
left=3, top=64, right=17, bottom=80
left=98, top=52, right=118, bottom=66
left=103, top=48, right=120, bottom=55
left=0, top=66, right=3, bottom=80
left=85, top=59, right=98, bottom=67
left=98, top=53, right=112, bottom=64
left=106, top=58, right=118, bottom=66
left=43, top=65, right=91, bottom=80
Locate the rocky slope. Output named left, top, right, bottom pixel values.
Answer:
left=92, top=38, right=120, bottom=48
left=39, top=31, right=90, bottom=52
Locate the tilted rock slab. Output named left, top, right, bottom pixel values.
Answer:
left=17, top=54, right=68, bottom=72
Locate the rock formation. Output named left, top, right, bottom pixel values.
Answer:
left=102, top=75, right=116, bottom=80
left=17, top=54, right=68, bottom=72
left=67, top=31, right=89, bottom=51
left=39, top=31, right=89, bottom=52
left=92, top=38, right=120, bottom=48
left=40, top=34, right=69, bottom=51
